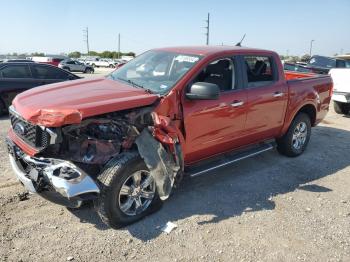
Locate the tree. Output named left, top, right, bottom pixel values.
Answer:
left=124, top=52, right=135, bottom=57
left=88, top=51, right=99, bottom=56
left=31, top=52, right=45, bottom=57
left=100, top=51, right=112, bottom=58
left=300, top=54, right=311, bottom=63
left=68, top=51, right=81, bottom=58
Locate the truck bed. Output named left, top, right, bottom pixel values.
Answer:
left=285, top=70, right=321, bottom=81
left=284, top=70, right=333, bottom=129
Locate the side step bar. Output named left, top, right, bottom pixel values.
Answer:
left=186, top=142, right=274, bottom=178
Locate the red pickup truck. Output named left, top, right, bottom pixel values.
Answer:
left=7, top=46, right=332, bottom=228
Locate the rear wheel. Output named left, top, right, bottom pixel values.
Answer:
left=333, top=101, right=350, bottom=115
left=94, top=151, right=162, bottom=229
left=84, top=68, right=94, bottom=74
left=276, top=113, right=311, bottom=157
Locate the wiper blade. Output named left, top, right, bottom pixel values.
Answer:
left=117, top=77, right=153, bottom=94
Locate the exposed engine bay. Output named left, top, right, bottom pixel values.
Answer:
left=35, top=106, right=182, bottom=200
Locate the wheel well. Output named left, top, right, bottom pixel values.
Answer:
left=297, top=104, right=316, bottom=126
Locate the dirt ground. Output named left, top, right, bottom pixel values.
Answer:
left=1, top=106, right=350, bottom=262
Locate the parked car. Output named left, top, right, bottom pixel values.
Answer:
left=58, top=60, right=94, bottom=73
left=86, top=58, right=115, bottom=68
left=0, top=62, right=80, bottom=113
left=6, top=46, right=332, bottom=228
left=329, top=68, right=350, bottom=114
left=305, top=55, right=348, bottom=74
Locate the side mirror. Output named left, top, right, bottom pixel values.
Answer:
left=186, top=82, right=220, bottom=100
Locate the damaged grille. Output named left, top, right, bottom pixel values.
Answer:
left=9, top=107, right=49, bottom=150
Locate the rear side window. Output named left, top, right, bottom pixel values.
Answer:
left=0, top=65, right=31, bottom=78
left=244, top=56, right=275, bottom=87
left=336, top=60, right=346, bottom=68
left=32, top=65, right=70, bottom=79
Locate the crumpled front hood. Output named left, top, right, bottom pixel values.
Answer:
left=13, top=77, right=159, bottom=127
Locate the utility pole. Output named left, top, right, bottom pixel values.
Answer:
left=118, top=33, right=121, bottom=59
left=309, top=39, right=315, bottom=56
left=204, top=13, right=210, bottom=45
left=83, top=27, right=90, bottom=55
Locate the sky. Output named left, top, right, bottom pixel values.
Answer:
left=0, top=0, right=349, bottom=56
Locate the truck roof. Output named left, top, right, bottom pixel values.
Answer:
left=155, top=45, right=273, bottom=56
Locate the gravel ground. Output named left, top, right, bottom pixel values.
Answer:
left=1, top=105, right=350, bottom=262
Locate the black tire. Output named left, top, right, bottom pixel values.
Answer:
left=276, top=113, right=311, bottom=157
left=91, top=63, right=96, bottom=68
left=84, top=68, right=94, bottom=74
left=94, top=151, right=163, bottom=229
left=333, top=101, right=350, bottom=115
left=109, top=64, right=115, bottom=68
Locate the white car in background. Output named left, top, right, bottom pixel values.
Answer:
left=329, top=68, right=350, bottom=114
left=86, top=58, right=115, bottom=68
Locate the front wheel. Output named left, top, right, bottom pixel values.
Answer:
left=276, top=113, right=311, bottom=157
left=94, top=151, right=162, bottom=229
left=333, top=101, right=350, bottom=115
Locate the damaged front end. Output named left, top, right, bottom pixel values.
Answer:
left=8, top=142, right=100, bottom=208
left=8, top=105, right=183, bottom=206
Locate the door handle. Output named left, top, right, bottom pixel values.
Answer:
left=230, top=100, right=244, bottom=107
left=273, top=91, right=284, bottom=97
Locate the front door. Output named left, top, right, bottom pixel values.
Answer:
left=182, top=57, right=248, bottom=164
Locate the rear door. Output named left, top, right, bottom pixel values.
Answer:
left=242, top=55, right=288, bottom=142
left=75, top=61, right=85, bottom=72
left=0, top=64, right=35, bottom=105
left=66, top=61, right=77, bottom=71
left=182, top=56, right=248, bottom=163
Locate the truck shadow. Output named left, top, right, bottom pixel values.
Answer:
left=69, top=125, right=350, bottom=239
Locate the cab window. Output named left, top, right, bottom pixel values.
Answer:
left=193, top=58, right=235, bottom=91
left=243, top=56, right=276, bottom=87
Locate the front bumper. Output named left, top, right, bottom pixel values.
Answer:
left=7, top=138, right=100, bottom=207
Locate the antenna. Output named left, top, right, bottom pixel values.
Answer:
left=235, top=34, right=246, bottom=47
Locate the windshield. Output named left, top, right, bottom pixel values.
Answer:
left=108, top=50, right=202, bottom=94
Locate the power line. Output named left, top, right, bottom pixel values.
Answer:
left=83, top=27, right=89, bottom=55
left=204, top=13, right=210, bottom=45
left=118, top=33, right=120, bottom=58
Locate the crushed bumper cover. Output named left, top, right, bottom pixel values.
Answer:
left=7, top=139, right=100, bottom=207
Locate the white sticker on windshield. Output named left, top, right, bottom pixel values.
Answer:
left=175, top=55, right=199, bottom=63
left=160, top=84, right=168, bottom=89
